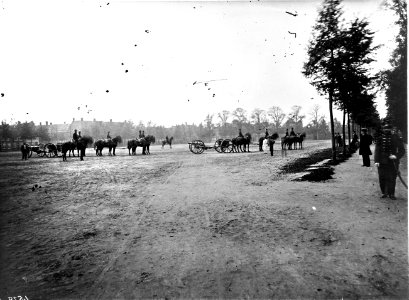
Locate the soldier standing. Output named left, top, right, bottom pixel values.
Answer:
left=374, top=122, right=405, bottom=200
left=359, top=128, right=372, bottom=167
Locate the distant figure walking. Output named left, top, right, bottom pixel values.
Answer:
left=374, top=122, right=405, bottom=200
left=359, top=128, right=373, bottom=167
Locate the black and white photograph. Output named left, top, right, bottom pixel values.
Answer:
left=0, top=0, right=407, bottom=298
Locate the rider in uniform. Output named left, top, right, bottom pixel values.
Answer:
left=141, top=131, right=145, bottom=138
left=107, top=131, right=112, bottom=140
left=73, top=129, right=79, bottom=145
left=285, top=129, right=289, bottom=137
left=265, top=128, right=269, bottom=138
left=290, top=127, right=296, bottom=136
left=374, top=122, right=405, bottom=200
left=238, top=129, right=244, bottom=138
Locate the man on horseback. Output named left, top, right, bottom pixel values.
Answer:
left=238, top=128, right=244, bottom=138
left=73, top=129, right=79, bottom=146
left=290, top=127, right=296, bottom=136
left=141, top=131, right=145, bottom=138
left=139, top=130, right=142, bottom=138
left=78, top=131, right=82, bottom=139
left=285, top=129, right=289, bottom=137
left=265, top=128, right=269, bottom=138
left=107, top=131, right=111, bottom=140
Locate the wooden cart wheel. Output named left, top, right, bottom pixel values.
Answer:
left=221, top=139, right=233, bottom=153
left=35, top=144, right=45, bottom=157
left=28, top=147, right=33, bottom=158
left=214, top=139, right=223, bottom=153
left=190, top=140, right=205, bottom=154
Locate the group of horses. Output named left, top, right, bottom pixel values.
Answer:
left=280, top=133, right=306, bottom=150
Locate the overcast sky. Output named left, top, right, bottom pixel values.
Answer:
left=0, top=0, right=399, bottom=127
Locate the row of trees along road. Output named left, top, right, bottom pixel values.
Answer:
left=303, top=0, right=407, bottom=161
left=2, top=104, right=349, bottom=145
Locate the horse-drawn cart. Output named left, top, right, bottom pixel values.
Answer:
left=188, top=139, right=234, bottom=154
left=28, top=143, right=61, bottom=158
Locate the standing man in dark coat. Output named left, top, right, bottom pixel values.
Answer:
left=359, top=128, right=373, bottom=167
left=374, top=123, right=405, bottom=200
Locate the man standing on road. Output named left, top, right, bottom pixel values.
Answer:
left=359, top=128, right=373, bottom=167
left=374, top=122, right=405, bottom=200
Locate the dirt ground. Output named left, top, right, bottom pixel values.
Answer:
left=0, top=140, right=407, bottom=299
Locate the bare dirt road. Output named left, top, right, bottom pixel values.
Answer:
left=0, top=140, right=407, bottom=299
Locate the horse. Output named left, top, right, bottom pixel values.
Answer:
left=161, top=136, right=173, bottom=149
left=127, top=135, right=156, bottom=155
left=259, top=133, right=279, bottom=152
left=94, top=136, right=122, bottom=156
left=62, top=136, right=93, bottom=161
left=20, top=143, right=31, bottom=160
left=293, top=132, right=306, bottom=149
left=232, top=133, right=252, bottom=152
left=281, top=135, right=297, bottom=150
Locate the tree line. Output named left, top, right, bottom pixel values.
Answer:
left=1, top=105, right=348, bottom=145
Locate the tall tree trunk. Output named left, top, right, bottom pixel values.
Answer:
left=342, top=109, right=347, bottom=156
left=329, top=89, right=336, bottom=162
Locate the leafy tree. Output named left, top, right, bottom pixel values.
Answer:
left=1, top=122, right=13, bottom=139
left=36, top=124, right=50, bottom=142
left=381, top=0, right=407, bottom=140
left=20, top=121, right=36, bottom=141
left=267, top=106, right=286, bottom=130
left=303, top=0, right=344, bottom=160
left=231, top=108, right=248, bottom=128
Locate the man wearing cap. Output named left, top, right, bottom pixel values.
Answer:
left=73, top=129, right=79, bottom=144
left=359, top=128, right=373, bottom=167
left=374, top=123, right=405, bottom=200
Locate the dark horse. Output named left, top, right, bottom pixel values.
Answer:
left=161, top=136, right=173, bottom=149
left=259, top=133, right=279, bottom=152
left=128, top=135, right=156, bottom=155
left=20, top=143, right=31, bottom=160
left=232, top=133, right=252, bottom=152
left=62, top=136, right=93, bottom=161
left=94, top=136, right=122, bottom=156
left=281, top=135, right=296, bottom=150
left=293, top=132, right=306, bottom=150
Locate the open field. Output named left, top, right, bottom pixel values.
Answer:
left=0, top=140, right=407, bottom=299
